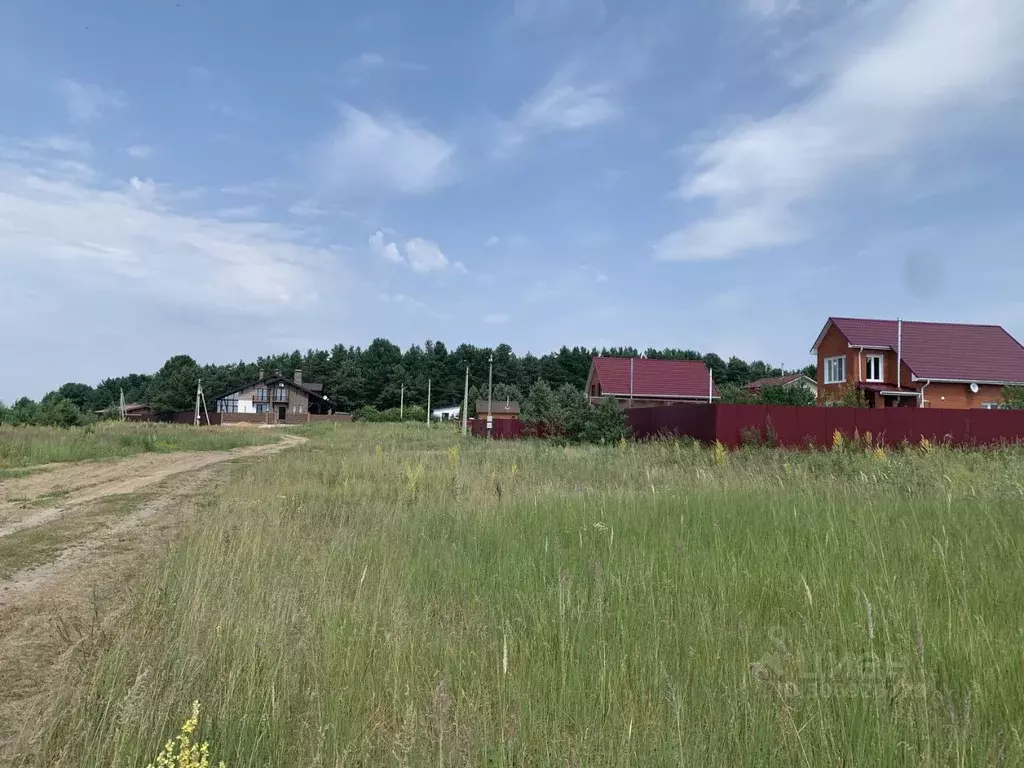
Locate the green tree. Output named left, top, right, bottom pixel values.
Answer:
left=0, top=400, right=8, bottom=425
left=39, top=398, right=88, bottom=428
left=583, top=397, right=628, bottom=443
left=43, top=382, right=95, bottom=411
left=555, top=384, right=590, bottom=441
left=1002, top=385, right=1024, bottom=409
left=10, top=397, right=40, bottom=426
left=149, top=355, right=201, bottom=412
left=718, top=384, right=756, bottom=404
left=758, top=385, right=817, bottom=407
left=522, top=379, right=557, bottom=429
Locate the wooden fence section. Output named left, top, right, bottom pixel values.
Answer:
left=628, top=403, right=1024, bottom=449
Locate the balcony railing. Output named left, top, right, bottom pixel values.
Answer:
left=252, top=391, right=289, bottom=403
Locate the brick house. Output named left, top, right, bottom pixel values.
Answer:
left=810, top=317, right=1024, bottom=409
left=214, top=370, right=336, bottom=424
left=585, top=357, right=719, bottom=408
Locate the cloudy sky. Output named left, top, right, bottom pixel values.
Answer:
left=2, top=0, right=1024, bottom=401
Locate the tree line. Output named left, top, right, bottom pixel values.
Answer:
left=0, top=338, right=818, bottom=428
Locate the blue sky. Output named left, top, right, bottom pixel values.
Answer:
left=2, top=0, right=1024, bottom=401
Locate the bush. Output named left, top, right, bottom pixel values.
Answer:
left=355, top=405, right=428, bottom=423
left=759, top=385, right=816, bottom=407
left=583, top=398, right=629, bottom=444
left=1002, top=385, right=1024, bottom=410
left=39, top=398, right=91, bottom=428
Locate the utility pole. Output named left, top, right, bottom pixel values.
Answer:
left=426, top=379, right=432, bottom=426
left=487, top=353, right=494, bottom=439
left=194, top=379, right=211, bottom=426
left=400, top=384, right=405, bottom=422
left=462, top=365, right=469, bottom=437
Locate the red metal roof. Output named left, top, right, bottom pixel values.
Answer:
left=591, top=357, right=719, bottom=399
left=820, top=317, right=1024, bottom=384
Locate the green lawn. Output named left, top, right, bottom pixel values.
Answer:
left=21, top=425, right=1024, bottom=766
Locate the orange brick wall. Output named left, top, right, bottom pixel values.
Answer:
left=919, top=382, right=1004, bottom=409
left=818, top=325, right=917, bottom=402
left=816, top=325, right=859, bottom=402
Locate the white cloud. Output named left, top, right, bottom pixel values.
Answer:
left=657, top=0, right=1024, bottom=261
left=318, top=106, right=454, bottom=195
left=216, top=205, right=263, bottom=220
left=504, top=75, right=619, bottom=149
left=369, top=230, right=403, bottom=263
left=0, top=158, right=341, bottom=312
left=485, top=235, right=500, bottom=247
left=56, top=79, right=124, bottom=123
left=746, top=0, right=801, bottom=18
left=378, top=293, right=429, bottom=312
left=126, top=145, right=153, bottom=158
left=404, top=237, right=450, bottom=273
left=220, top=179, right=278, bottom=198
left=369, top=231, right=460, bottom=274
left=288, top=199, right=327, bottom=217
left=484, top=312, right=510, bottom=324
left=20, top=136, right=92, bottom=154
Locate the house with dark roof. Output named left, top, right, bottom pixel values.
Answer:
left=477, top=399, right=520, bottom=421
left=746, top=373, right=818, bottom=398
left=810, top=317, right=1024, bottom=409
left=586, top=357, right=719, bottom=408
left=214, top=370, right=335, bottom=424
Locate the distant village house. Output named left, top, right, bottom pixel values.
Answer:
left=585, top=357, right=719, bottom=408
left=812, top=317, right=1024, bottom=409
left=214, top=370, right=337, bottom=424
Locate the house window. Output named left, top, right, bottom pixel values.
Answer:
left=255, top=403, right=269, bottom=414
left=255, top=388, right=267, bottom=402
left=217, top=398, right=239, bottom=413
left=590, top=384, right=596, bottom=396
left=982, top=402, right=1003, bottom=410
left=824, top=356, right=846, bottom=385
left=865, top=354, right=883, bottom=382
left=597, top=384, right=602, bottom=397
left=275, top=386, right=287, bottom=402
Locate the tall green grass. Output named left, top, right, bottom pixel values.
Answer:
left=0, top=423, right=283, bottom=469
left=21, top=426, right=1024, bottom=766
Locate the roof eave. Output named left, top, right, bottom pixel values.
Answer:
left=604, top=392, right=721, bottom=400
left=910, top=375, right=1024, bottom=386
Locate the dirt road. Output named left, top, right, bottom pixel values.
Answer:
left=0, top=434, right=305, bottom=538
left=0, top=434, right=305, bottom=762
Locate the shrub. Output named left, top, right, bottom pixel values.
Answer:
left=583, top=397, right=629, bottom=444
left=1002, top=385, right=1024, bottom=410
left=739, top=426, right=763, bottom=448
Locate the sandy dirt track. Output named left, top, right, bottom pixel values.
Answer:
left=0, top=434, right=305, bottom=762
left=0, top=434, right=305, bottom=538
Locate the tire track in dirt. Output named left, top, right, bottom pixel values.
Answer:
left=0, top=434, right=306, bottom=539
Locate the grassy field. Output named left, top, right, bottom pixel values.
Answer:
left=0, top=423, right=283, bottom=470
left=17, top=424, right=1024, bottom=766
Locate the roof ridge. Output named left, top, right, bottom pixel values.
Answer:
left=832, top=316, right=1006, bottom=330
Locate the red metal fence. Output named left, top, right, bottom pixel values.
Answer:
left=627, top=403, right=1024, bottom=449
left=469, top=418, right=526, bottom=439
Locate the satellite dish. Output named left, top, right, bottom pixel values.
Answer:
left=969, top=382, right=980, bottom=394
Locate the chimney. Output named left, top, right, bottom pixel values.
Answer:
left=294, top=369, right=303, bottom=386
left=258, top=369, right=265, bottom=380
